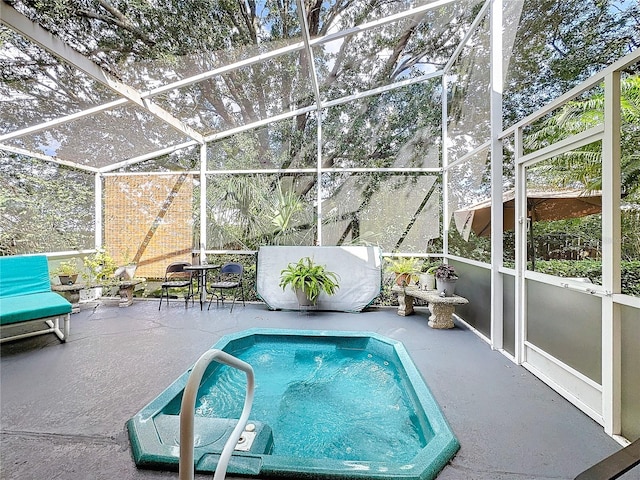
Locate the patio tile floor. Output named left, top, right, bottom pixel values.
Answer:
left=1, top=300, right=635, bottom=479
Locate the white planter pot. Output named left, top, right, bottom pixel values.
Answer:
left=123, top=264, right=137, bottom=280
left=419, top=273, right=435, bottom=291
left=436, top=278, right=457, bottom=297
left=295, top=288, right=316, bottom=306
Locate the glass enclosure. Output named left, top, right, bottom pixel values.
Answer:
left=1, top=0, right=639, bottom=445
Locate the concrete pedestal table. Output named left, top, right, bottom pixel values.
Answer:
left=117, top=279, right=145, bottom=307
left=391, top=285, right=469, bottom=329
left=52, top=283, right=85, bottom=313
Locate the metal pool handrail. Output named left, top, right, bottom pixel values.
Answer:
left=179, top=349, right=255, bottom=480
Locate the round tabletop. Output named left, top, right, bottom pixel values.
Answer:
left=184, top=264, right=220, bottom=271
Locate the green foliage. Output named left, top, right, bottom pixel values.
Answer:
left=385, top=257, right=421, bottom=275
left=83, top=248, right=118, bottom=284
left=279, top=257, right=340, bottom=303
left=503, top=1, right=638, bottom=126
left=0, top=156, right=94, bottom=255
left=621, top=261, right=640, bottom=296
left=50, top=258, right=80, bottom=277
left=524, top=75, right=640, bottom=200
left=525, top=259, right=640, bottom=296
left=385, top=257, right=421, bottom=285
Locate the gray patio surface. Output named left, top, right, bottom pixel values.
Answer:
left=1, top=299, right=636, bottom=480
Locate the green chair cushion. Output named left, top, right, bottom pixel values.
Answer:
left=0, top=255, right=52, bottom=297
left=0, top=255, right=72, bottom=326
left=0, top=292, right=72, bottom=325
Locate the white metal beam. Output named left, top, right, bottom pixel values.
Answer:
left=442, top=74, right=449, bottom=257
left=100, top=141, right=200, bottom=173
left=443, top=0, right=491, bottom=74
left=0, top=99, right=128, bottom=143
left=1, top=3, right=204, bottom=144
left=601, top=71, right=622, bottom=437
left=309, top=0, right=460, bottom=49
left=0, top=143, right=99, bottom=173
left=94, top=173, right=103, bottom=249
left=295, top=0, right=324, bottom=245
left=199, top=144, right=207, bottom=260
left=514, top=126, right=525, bottom=364
left=489, top=0, right=504, bottom=351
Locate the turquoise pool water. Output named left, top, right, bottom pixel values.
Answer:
left=128, top=329, right=459, bottom=480
left=193, top=340, right=430, bottom=462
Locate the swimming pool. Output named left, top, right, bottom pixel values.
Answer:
left=127, top=329, right=459, bottom=479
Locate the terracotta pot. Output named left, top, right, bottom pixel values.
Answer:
left=395, top=273, right=414, bottom=286
left=58, top=274, right=78, bottom=285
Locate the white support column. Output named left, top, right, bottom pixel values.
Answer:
left=316, top=113, right=323, bottom=245
left=199, top=144, right=208, bottom=261
left=514, top=128, right=526, bottom=364
left=489, top=0, right=504, bottom=350
left=295, top=0, right=324, bottom=246
left=441, top=75, right=449, bottom=256
left=94, top=173, right=103, bottom=249
left=601, top=71, right=622, bottom=436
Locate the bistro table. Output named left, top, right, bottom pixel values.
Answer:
left=184, top=264, right=220, bottom=310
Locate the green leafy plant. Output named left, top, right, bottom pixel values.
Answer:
left=51, top=259, right=81, bottom=284
left=83, top=247, right=118, bottom=284
left=51, top=259, right=80, bottom=277
left=279, top=257, right=340, bottom=303
left=425, top=265, right=439, bottom=275
left=385, top=257, right=421, bottom=285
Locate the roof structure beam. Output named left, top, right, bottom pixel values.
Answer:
left=443, top=0, right=491, bottom=74
left=309, top=0, right=460, bottom=49
left=143, top=0, right=458, bottom=101
left=2, top=0, right=463, bottom=168
left=0, top=143, right=100, bottom=172
left=0, top=2, right=205, bottom=145
left=0, top=98, right=128, bottom=143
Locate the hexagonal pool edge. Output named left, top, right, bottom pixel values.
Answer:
left=128, top=328, right=459, bottom=480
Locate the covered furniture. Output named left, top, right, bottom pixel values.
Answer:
left=158, top=261, right=194, bottom=310
left=207, top=262, right=245, bottom=312
left=256, top=246, right=382, bottom=312
left=0, top=254, right=71, bottom=343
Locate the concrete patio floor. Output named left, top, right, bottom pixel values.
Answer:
left=1, top=299, right=636, bottom=480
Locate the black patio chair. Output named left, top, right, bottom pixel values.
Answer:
left=207, top=262, right=245, bottom=312
left=158, top=261, right=194, bottom=310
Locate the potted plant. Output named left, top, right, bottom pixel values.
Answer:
left=114, top=251, right=137, bottom=280
left=386, top=257, right=421, bottom=287
left=419, top=264, right=438, bottom=291
left=279, top=257, right=340, bottom=306
left=434, top=264, right=458, bottom=297
left=51, top=259, right=80, bottom=285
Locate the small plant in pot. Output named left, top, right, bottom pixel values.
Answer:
left=51, top=259, right=81, bottom=285
left=386, top=257, right=421, bottom=287
left=434, top=264, right=458, bottom=297
left=279, top=257, right=340, bottom=306
left=419, top=263, right=438, bottom=291
left=114, top=251, right=138, bottom=281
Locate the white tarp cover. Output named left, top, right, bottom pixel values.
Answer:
left=256, top=246, right=382, bottom=312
